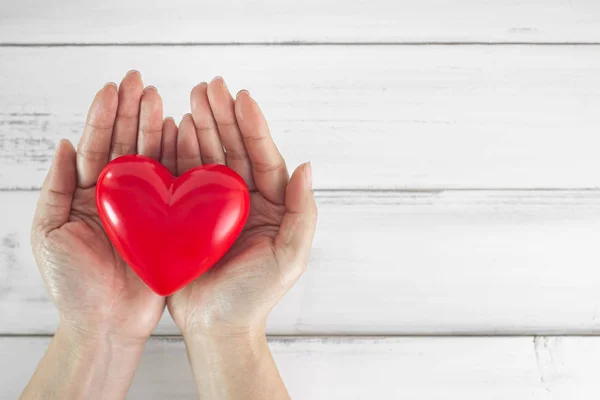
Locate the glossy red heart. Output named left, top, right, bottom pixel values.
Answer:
left=96, top=155, right=250, bottom=296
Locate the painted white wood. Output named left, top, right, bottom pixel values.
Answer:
left=2, top=46, right=600, bottom=190
left=3, top=190, right=600, bottom=335
left=2, top=336, right=600, bottom=398
left=2, top=0, right=600, bottom=44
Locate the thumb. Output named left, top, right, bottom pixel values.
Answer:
left=32, top=139, right=77, bottom=244
left=274, top=162, right=318, bottom=286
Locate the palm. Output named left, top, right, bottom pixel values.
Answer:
left=220, top=192, right=282, bottom=267
left=37, top=186, right=161, bottom=337
left=168, top=192, right=285, bottom=331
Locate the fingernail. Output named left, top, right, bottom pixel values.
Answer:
left=126, top=69, right=140, bottom=77
left=53, top=139, right=71, bottom=159
left=142, top=85, right=157, bottom=94
left=164, top=116, right=175, bottom=122
left=53, top=140, right=64, bottom=155
left=304, top=162, right=312, bottom=189
left=236, top=89, right=250, bottom=99
left=104, top=82, right=117, bottom=90
left=211, top=76, right=225, bottom=86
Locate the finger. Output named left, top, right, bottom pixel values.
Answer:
left=190, top=82, right=226, bottom=165
left=76, top=82, right=118, bottom=188
left=137, top=86, right=163, bottom=160
left=274, top=163, right=317, bottom=286
left=161, top=117, right=178, bottom=175
left=177, top=113, right=202, bottom=175
left=207, top=77, right=255, bottom=189
left=32, top=140, right=77, bottom=242
left=235, top=90, right=288, bottom=204
left=109, top=70, right=143, bottom=160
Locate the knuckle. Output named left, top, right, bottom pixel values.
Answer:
left=115, top=112, right=138, bottom=121
left=140, top=126, right=162, bottom=137
left=110, top=141, right=136, bottom=156
left=177, top=153, right=201, bottom=162
left=251, top=159, right=285, bottom=174
left=161, top=154, right=176, bottom=163
left=242, top=134, right=267, bottom=143
left=224, top=148, right=248, bottom=162
left=85, top=120, right=113, bottom=132
left=77, top=147, right=106, bottom=162
left=194, top=120, right=218, bottom=134
left=200, top=153, right=226, bottom=165
left=217, top=121, right=238, bottom=130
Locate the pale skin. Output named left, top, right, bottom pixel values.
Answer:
left=21, top=71, right=317, bottom=399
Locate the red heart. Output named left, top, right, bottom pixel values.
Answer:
left=96, top=155, right=250, bottom=296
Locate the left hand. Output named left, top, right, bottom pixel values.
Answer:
left=31, top=71, right=176, bottom=346
left=24, top=71, right=182, bottom=400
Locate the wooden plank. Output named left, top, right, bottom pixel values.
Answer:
left=2, top=46, right=600, bottom=190
left=2, top=336, right=600, bottom=398
left=4, top=190, right=600, bottom=335
left=2, top=1, right=600, bottom=44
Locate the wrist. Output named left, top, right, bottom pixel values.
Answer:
left=181, top=326, right=289, bottom=399
left=182, top=326, right=268, bottom=372
left=58, top=316, right=150, bottom=352
left=22, top=324, right=148, bottom=400
left=179, top=313, right=267, bottom=342
left=183, top=325, right=267, bottom=352
left=55, top=322, right=147, bottom=375
left=49, top=323, right=147, bottom=399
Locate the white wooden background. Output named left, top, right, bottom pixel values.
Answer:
left=2, top=1, right=600, bottom=398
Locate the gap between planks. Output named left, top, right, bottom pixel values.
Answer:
left=2, top=43, right=600, bottom=47
left=3, top=334, right=599, bottom=340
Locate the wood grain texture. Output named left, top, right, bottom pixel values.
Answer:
left=2, top=46, right=600, bottom=190
left=3, top=190, right=600, bottom=335
left=2, top=0, right=600, bottom=44
left=2, top=336, right=600, bottom=398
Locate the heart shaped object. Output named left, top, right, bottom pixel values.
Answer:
left=96, top=155, right=250, bottom=296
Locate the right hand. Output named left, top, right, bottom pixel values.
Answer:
left=167, top=78, right=318, bottom=339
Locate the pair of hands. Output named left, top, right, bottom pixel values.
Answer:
left=31, top=71, right=317, bottom=351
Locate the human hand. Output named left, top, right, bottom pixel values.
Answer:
left=167, top=78, right=318, bottom=339
left=30, top=71, right=176, bottom=347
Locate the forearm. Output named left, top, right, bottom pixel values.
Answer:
left=183, top=330, right=290, bottom=400
left=21, top=323, right=146, bottom=400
